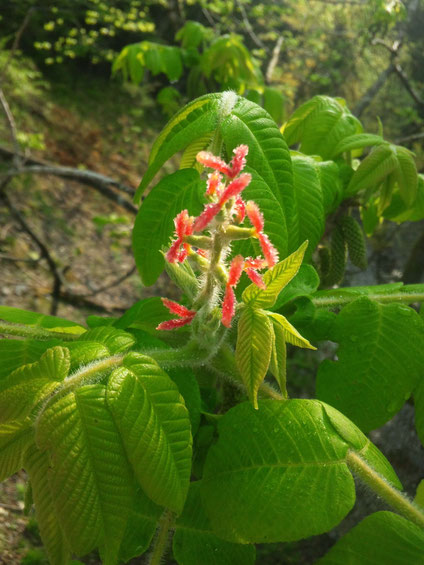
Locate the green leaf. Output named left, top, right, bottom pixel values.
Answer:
left=317, top=511, right=424, bottom=565
left=284, top=96, right=362, bottom=160
left=0, top=339, right=59, bottom=379
left=384, top=173, right=424, bottom=222
left=269, top=317, right=287, bottom=396
left=263, top=86, right=285, bottom=124
left=135, top=94, right=220, bottom=201
left=24, top=445, right=71, bottom=565
left=330, top=133, right=386, bottom=158
left=107, top=353, right=192, bottom=513
left=317, top=297, right=424, bottom=432
left=0, top=419, right=33, bottom=482
left=392, top=145, right=418, bottom=206
left=78, top=326, right=135, bottom=354
left=347, top=143, right=398, bottom=197
left=176, top=21, right=212, bottom=49
left=414, top=377, right=424, bottom=448
left=201, top=399, right=357, bottom=543
left=118, top=487, right=161, bottom=562
left=132, top=169, right=204, bottom=286
left=235, top=307, right=273, bottom=409
left=220, top=96, right=294, bottom=255
left=114, top=297, right=171, bottom=333
left=36, top=384, right=135, bottom=564
left=179, top=133, right=213, bottom=170
left=315, top=159, right=343, bottom=215
left=0, top=346, right=69, bottom=424
left=242, top=241, right=308, bottom=309
left=267, top=312, right=316, bottom=350
left=168, top=367, right=201, bottom=435
left=291, top=156, right=325, bottom=258
left=274, top=264, right=320, bottom=310
left=65, top=341, right=110, bottom=371
left=173, top=482, right=256, bottom=565
left=0, top=306, right=85, bottom=335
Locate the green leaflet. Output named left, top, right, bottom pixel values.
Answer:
left=118, top=487, right=161, bottom=563
left=267, top=312, right=316, bottom=350
left=235, top=307, right=273, bottom=409
left=107, top=352, right=192, bottom=513
left=0, top=338, right=60, bottom=379
left=135, top=94, right=220, bottom=201
left=263, top=86, right=285, bottom=125
left=36, top=384, right=135, bottom=564
left=220, top=96, right=294, bottom=255
left=242, top=241, right=308, bottom=309
left=179, top=132, right=213, bottom=170
left=0, top=346, right=70, bottom=424
left=77, top=326, right=135, bottom=354
left=317, top=297, right=424, bottom=432
left=347, top=143, right=417, bottom=205
left=0, top=419, right=33, bottom=482
left=284, top=95, right=362, bottom=160
left=132, top=169, right=204, bottom=286
left=173, top=482, right=256, bottom=565
left=330, top=133, right=386, bottom=158
left=24, top=445, right=71, bottom=565
left=201, top=399, right=400, bottom=545
left=201, top=399, right=356, bottom=543
left=268, top=317, right=287, bottom=397
left=114, top=296, right=171, bottom=333
left=317, top=511, right=424, bottom=564
left=384, top=173, right=424, bottom=222
left=291, top=155, right=325, bottom=259
left=315, top=159, right=343, bottom=216
left=0, top=305, right=85, bottom=335
left=414, top=377, right=424, bottom=448
left=273, top=264, right=320, bottom=310
left=168, top=367, right=202, bottom=435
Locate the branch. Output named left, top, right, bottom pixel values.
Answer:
left=0, top=89, right=21, bottom=166
left=0, top=8, right=34, bottom=82
left=0, top=146, right=138, bottom=214
left=266, top=36, right=284, bottom=84
left=235, top=0, right=268, bottom=51
left=393, top=63, right=424, bottom=110
left=83, top=265, right=136, bottom=297
left=353, top=63, right=395, bottom=117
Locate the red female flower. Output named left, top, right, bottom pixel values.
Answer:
left=166, top=210, right=194, bottom=263
left=246, top=201, right=279, bottom=268
left=196, top=145, right=249, bottom=179
left=156, top=298, right=196, bottom=330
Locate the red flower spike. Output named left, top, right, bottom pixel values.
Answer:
left=228, top=255, right=244, bottom=286
left=258, top=232, right=279, bottom=268
left=206, top=171, right=222, bottom=196
left=196, top=151, right=232, bottom=177
left=193, top=203, right=221, bottom=232
left=161, top=297, right=196, bottom=318
left=156, top=317, right=194, bottom=331
left=234, top=196, right=246, bottom=223
left=175, top=210, right=193, bottom=238
left=218, top=173, right=251, bottom=206
left=229, top=145, right=249, bottom=178
left=166, top=239, right=183, bottom=263
left=246, top=201, right=264, bottom=232
left=222, top=286, right=236, bottom=327
left=166, top=210, right=194, bottom=263
left=245, top=268, right=266, bottom=289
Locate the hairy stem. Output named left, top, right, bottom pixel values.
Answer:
left=346, top=450, right=424, bottom=529
left=148, top=509, right=175, bottom=565
left=0, top=320, right=81, bottom=341
left=312, top=285, right=424, bottom=310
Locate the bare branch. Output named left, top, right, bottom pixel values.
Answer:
left=83, top=265, right=137, bottom=297
left=0, top=8, right=35, bottom=82
left=235, top=0, right=268, bottom=51
left=266, top=36, right=284, bottom=84
left=393, top=63, right=424, bottom=110
left=353, top=63, right=395, bottom=117
left=0, top=89, right=21, bottom=167
left=0, top=146, right=138, bottom=214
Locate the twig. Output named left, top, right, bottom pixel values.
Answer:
left=235, top=0, right=268, bottom=51
left=0, top=146, right=138, bottom=213
left=0, top=502, right=23, bottom=512
left=83, top=265, right=136, bottom=297
left=0, top=253, right=39, bottom=263
left=266, top=36, right=284, bottom=84
left=353, top=63, right=395, bottom=117
left=0, top=186, right=63, bottom=315
left=395, top=131, right=424, bottom=144
left=0, top=89, right=21, bottom=167
left=0, top=8, right=34, bottom=82
left=393, top=63, right=424, bottom=110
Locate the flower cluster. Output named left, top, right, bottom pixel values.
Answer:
left=157, top=145, right=279, bottom=330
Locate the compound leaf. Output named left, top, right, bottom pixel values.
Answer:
left=0, top=419, right=33, bottom=482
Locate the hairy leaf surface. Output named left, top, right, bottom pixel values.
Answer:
left=317, top=297, right=424, bottom=432
left=107, top=353, right=192, bottom=512
left=0, top=419, right=33, bottom=481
